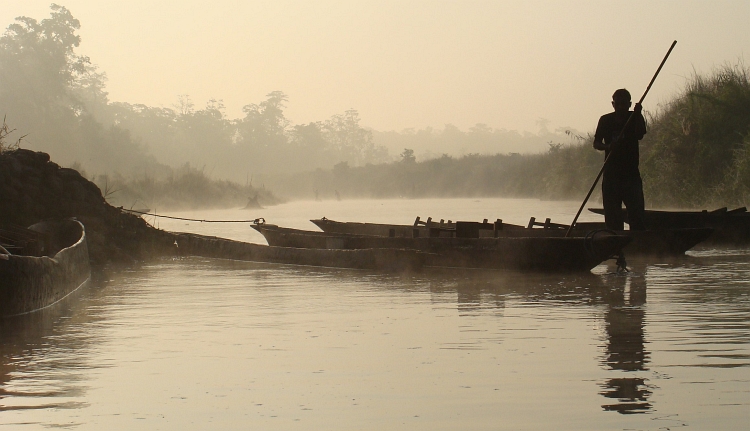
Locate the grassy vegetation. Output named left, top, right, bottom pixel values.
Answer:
left=0, top=117, right=23, bottom=153
left=641, top=62, right=750, bottom=207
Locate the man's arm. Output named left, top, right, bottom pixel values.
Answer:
left=593, top=116, right=609, bottom=151
left=593, top=137, right=609, bottom=151
left=634, top=103, right=646, bottom=139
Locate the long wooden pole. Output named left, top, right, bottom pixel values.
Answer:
left=565, top=40, right=677, bottom=237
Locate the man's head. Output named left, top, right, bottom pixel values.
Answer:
left=612, top=88, right=632, bottom=113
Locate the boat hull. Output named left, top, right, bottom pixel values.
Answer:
left=588, top=207, right=750, bottom=245
left=172, top=232, right=425, bottom=272
left=311, top=218, right=711, bottom=256
left=253, top=225, right=630, bottom=272
left=0, top=220, right=91, bottom=317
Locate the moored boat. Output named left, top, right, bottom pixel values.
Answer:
left=1, top=219, right=91, bottom=317
left=311, top=217, right=713, bottom=256
left=588, top=207, right=750, bottom=245
left=252, top=223, right=631, bottom=272
left=172, top=232, right=425, bottom=272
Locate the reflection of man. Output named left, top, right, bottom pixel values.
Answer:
left=593, top=89, right=647, bottom=231
left=600, top=267, right=651, bottom=414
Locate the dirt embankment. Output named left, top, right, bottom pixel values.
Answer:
left=0, top=149, right=175, bottom=266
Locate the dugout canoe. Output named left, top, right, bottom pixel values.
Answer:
left=1, top=219, right=91, bottom=317
left=171, top=232, right=425, bottom=272
left=311, top=217, right=712, bottom=256
left=588, top=207, right=750, bottom=245
left=251, top=223, right=631, bottom=272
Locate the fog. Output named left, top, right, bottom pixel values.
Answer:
left=1, top=1, right=748, bottom=206
left=2, top=1, right=748, bottom=132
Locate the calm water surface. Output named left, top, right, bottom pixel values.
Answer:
left=1, top=198, right=749, bottom=430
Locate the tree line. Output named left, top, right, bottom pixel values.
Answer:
left=0, top=5, right=574, bottom=208
left=0, top=6, right=395, bottom=208
left=0, top=7, right=390, bottom=174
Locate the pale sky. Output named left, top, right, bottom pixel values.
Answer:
left=1, top=1, right=748, bottom=133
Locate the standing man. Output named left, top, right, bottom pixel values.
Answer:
left=593, top=89, right=648, bottom=231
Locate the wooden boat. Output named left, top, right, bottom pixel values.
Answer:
left=171, top=232, right=425, bottom=272
left=251, top=223, right=632, bottom=272
left=311, top=217, right=713, bottom=256
left=588, top=207, right=750, bottom=245
left=1, top=219, right=91, bottom=317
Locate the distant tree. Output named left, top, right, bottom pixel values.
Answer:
left=0, top=4, right=89, bottom=138
left=324, top=109, right=387, bottom=166
left=174, top=94, right=195, bottom=116
left=71, top=63, right=109, bottom=120
left=333, top=160, right=350, bottom=175
left=238, top=91, right=290, bottom=149
left=290, top=122, right=326, bottom=150
left=107, top=102, right=179, bottom=163
left=0, top=4, right=154, bottom=173
left=288, top=121, right=338, bottom=169
left=172, top=98, right=233, bottom=167
left=400, top=148, right=416, bottom=163
left=536, top=117, right=551, bottom=134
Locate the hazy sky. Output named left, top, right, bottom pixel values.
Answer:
left=1, top=1, right=748, bottom=133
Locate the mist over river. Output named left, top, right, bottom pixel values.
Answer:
left=1, top=198, right=748, bottom=430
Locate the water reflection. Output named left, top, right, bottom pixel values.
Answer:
left=598, top=264, right=652, bottom=414
left=1, top=252, right=748, bottom=428
left=0, top=272, right=109, bottom=414
left=599, top=377, right=651, bottom=414
left=419, top=265, right=655, bottom=414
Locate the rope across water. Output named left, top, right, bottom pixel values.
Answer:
left=121, top=208, right=264, bottom=224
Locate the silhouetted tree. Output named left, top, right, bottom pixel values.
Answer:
left=0, top=5, right=86, bottom=150
left=238, top=91, right=290, bottom=149
left=324, top=109, right=387, bottom=166
left=400, top=148, right=416, bottom=163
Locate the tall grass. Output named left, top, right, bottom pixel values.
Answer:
left=0, top=117, right=23, bottom=153
left=641, top=61, right=750, bottom=207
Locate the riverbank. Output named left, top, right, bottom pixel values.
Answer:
left=0, top=149, right=175, bottom=266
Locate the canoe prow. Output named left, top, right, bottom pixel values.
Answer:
left=1, top=219, right=91, bottom=317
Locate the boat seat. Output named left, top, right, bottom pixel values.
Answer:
left=527, top=217, right=569, bottom=230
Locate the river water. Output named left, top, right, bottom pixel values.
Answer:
left=1, top=198, right=748, bottom=430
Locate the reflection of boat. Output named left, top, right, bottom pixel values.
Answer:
left=172, top=232, right=424, bottom=272
left=0, top=219, right=91, bottom=317
left=252, top=223, right=631, bottom=272
left=589, top=206, right=750, bottom=245
left=310, top=217, right=712, bottom=256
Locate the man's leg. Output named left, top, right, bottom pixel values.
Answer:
left=623, top=175, right=646, bottom=231
left=602, top=176, right=625, bottom=231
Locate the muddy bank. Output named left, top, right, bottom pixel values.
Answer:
left=0, top=149, right=175, bottom=266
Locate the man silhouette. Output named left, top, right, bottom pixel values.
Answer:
left=593, top=89, right=647, bottom=231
